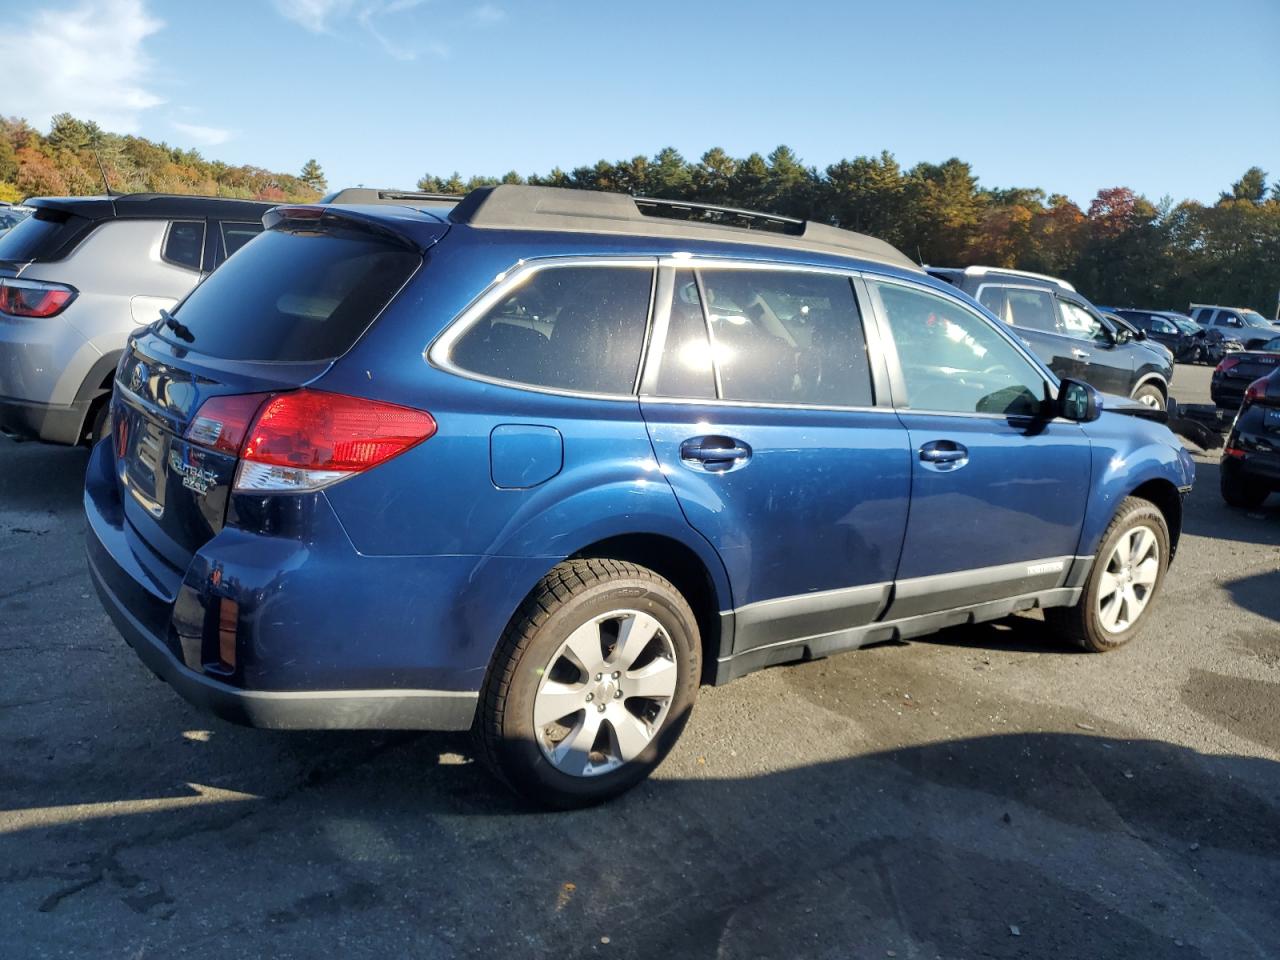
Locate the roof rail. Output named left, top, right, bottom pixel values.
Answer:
left=932, top=264, right=1078, bottom=293
left=446, top=185, right=917, bottom=269
left=323, top=187, right=464, bottom=206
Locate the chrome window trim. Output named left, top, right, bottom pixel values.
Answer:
left=426, top=255, right=659, bottom=401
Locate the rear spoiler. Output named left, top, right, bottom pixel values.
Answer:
left=263, top=205, right=446, bottom=252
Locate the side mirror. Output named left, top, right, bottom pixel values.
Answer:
left=1058, top=378, right=1103, bottom=422
left=1112, top=325, right=1131, bottom=345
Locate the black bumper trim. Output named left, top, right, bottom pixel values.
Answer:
left=0, top=395, right=89, bottom=445
left=87, top=548, right=479, bottom=731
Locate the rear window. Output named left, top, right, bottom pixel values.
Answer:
left=165, top=228, right=420, bottom=362
left=0, top=208, right=93, bottom=263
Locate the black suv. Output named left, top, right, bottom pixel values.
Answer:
left=1102, top=308, right=1210, bottom=363
left=930, top=267, right=1174, bottom=409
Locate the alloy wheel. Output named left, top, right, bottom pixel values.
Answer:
left=533, top=610, right=678, bottom=777
left=1097, top=525, right=1160, bottom=632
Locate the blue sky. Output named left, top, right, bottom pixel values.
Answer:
left=2, top=0, right=1277, bottom=204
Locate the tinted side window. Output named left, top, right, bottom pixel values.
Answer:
left=1004, top=287, right=1059, bottom=333
left=450, top=265, right=653, bottom=395
left=1058, top=300, right=1108, bottom=342
left=1152, top=318, right=1177, bottom=335
left=870, top=280, right=1046, bottom=417
left=220, top=221, right=262, bottom=260
left=977, top=286, right=1008, bottom=322
left=654, top=269, right=716, bottom=399
left=698, top=269, right=873, bottom=406
left=162, top=220, right=205, bottom=270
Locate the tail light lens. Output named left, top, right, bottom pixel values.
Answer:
left=185, top=389, right=436, bottom=493
left=1215, top=356, right=1240, bottom=374
left=1244, top=377, right=1270, bottom=405
left=0, top=278, right=77, bottom=318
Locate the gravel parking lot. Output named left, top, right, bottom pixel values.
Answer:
left=2, top=363, right=1277, bottom=960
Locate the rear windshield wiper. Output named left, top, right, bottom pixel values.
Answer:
left=158, top=308, right=194, bottom=343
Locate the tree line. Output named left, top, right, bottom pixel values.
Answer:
left=3, top=114, right=1275, bottom=313
left=0, top=114, right=325, bottom=207
left=420, top=148, right=1280, bottom=314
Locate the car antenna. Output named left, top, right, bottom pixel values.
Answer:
left=92, top=147, right=119, bottom=216
left=916, top=245, right=924, bottom=267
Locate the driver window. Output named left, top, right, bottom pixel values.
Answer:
left=1058, top=300, right=1109, bottom=343
left=1153, top=318, right=1176, bottom=335
left=869, top=280, right=1047, bottom=417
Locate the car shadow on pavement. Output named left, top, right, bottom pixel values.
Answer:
left=2, top=722, right=1278, bottom=959
left=1180, top=458, right=1280, bottom=548
left=1222, top=569, right=1280, bottom=625
left=0, top=438, right=90, bottom=514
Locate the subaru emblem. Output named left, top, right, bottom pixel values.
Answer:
left=130, top=362, right=146, bottom=393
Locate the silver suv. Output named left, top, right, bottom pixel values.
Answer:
left=0, top=194, right=271, bottom=445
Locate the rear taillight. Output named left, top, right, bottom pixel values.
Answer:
left=185, top=393, right=273, bottom=455
left=0, top=278, right=76, bottom=318
left=1244, top=377, right=1270, bottom=405
left=1215, top=356, right=1240, bottom=374
left=186, top=389, right=436, bottom=493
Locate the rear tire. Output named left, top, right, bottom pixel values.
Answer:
left=475, top=559, right=701, bottom=809
left=86, top=400, right=111, bottom=446
left=1221, top=465, right=1270, bottom=509
left=1046, top=497, right=1169, bottom=652
left=1131, top=382, right=1166, bottom=410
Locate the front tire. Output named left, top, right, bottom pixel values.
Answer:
left=1131, top=382, right=1166, bottom=410
left=476, top=559, right=701, bottom=809
left=1046, top=497, right=1169, bottom=652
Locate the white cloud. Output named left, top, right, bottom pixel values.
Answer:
left=0, top=0, right=164, bottom=133
left=171, top=122, right=234, bottom=146
left=272, top=0, right=456, bottom=59
left=472, top=3, right=504, bottom=24
left=271, top=0, right=355, bottom=33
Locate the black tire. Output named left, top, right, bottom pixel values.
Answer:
left=476, top=559, right=701, bottom=809
left=1221, top=464, right=1270, bottom=509
left=1045, top=497, right=1170, bottom=653
left=1131, top=382, right=1166, bottom=410
left=86, top=400, right=111, bottom=446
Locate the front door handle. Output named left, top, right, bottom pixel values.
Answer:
left=919, top=439, right=969, bottom=471
left=680, top=435, right=752, bottom=473
left=1071, top=347, right=1091, bottom=359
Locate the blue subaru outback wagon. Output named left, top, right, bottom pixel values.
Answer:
left=86, top=186, right=1195, bottom=807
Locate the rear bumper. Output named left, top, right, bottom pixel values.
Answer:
left=86, top=549, right=478, bottom=729
left=0, top=394, right=88, bottom=444
left=83, top=439, right=492, bottom=731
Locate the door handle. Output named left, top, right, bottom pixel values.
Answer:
left=919, top=440, right=969, bottom=471
left=680, top=436, right=752, bottom=473
left=1071, top=347, right=1091, bottom=359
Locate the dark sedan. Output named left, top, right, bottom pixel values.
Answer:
left=1221, top=366, right=1280, bottom=507
left=1211, top=337, right=1280, bottom=409
left=1104, top=308, right=1210, bottom=363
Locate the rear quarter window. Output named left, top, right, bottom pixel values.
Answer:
left=447, top=264, right=654, bottom=395
left=162, top=220, right=206, bottom=270
left=165, top=228, right=420, bottom=362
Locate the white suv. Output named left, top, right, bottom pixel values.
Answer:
left=0, top=194, right=271, bottom=445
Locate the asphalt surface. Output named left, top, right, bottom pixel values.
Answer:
left=2, top=363, right=1278, bottom=959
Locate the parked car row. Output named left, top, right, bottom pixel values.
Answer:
left=52, top=185, right=1193, bottom=807
left=0, top=201, right=33, bottom=239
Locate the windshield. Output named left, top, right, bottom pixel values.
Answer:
left=1241, top=310, right=1274, bottom=328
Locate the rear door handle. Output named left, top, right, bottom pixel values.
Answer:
left=919, top=439, right=969, bottom=471
left=680, top=435, right=752, bottom=473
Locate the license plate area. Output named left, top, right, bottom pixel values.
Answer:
left=121, top=410, right=170, bottom=518
left=1264, top=409, right=1280, bottom=431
